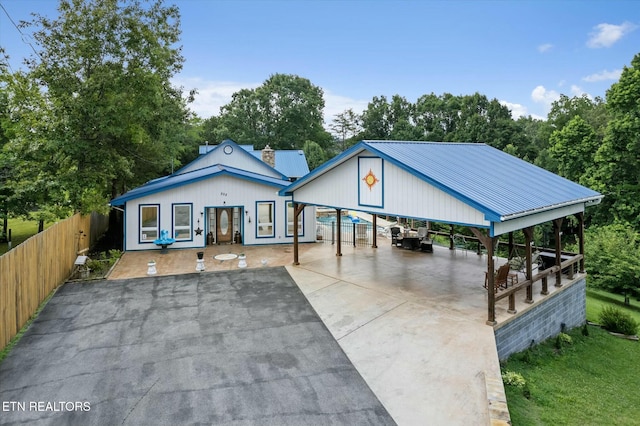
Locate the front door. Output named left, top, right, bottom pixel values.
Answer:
left=216, top=208, right=233, bottom=244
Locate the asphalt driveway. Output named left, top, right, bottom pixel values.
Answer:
left=0, top=267, right=394, bottom=425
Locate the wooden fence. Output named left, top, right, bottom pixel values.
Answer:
left=0, top=213, right=108, bottom=351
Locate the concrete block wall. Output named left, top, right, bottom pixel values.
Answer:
left=494, top=278, right=586, bottom=360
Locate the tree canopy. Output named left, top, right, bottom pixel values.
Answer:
left=6, top=0, right=193, bottom=215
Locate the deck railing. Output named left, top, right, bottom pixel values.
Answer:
left=316, top=221, right=374, bottom=247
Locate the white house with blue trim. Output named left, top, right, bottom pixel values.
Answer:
left=110, top=139, right=316, bottom=251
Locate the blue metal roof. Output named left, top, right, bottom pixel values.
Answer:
left=282, top=140, right=602, bottom=222
left=248, top=149, right=310, bottom=177
left=110, top=164, right=290, bottom=206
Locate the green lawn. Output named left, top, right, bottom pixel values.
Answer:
left=0, top=217, right=53, bottom=255
left=503, top=291, right=640, bottom=425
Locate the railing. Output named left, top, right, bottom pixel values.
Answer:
left=316, top=221, right=374, bottom=247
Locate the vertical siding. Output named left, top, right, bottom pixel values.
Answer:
left=293, top=153, right=489, bottom=227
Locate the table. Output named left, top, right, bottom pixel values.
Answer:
left=401, top=237, right=421, bottom=250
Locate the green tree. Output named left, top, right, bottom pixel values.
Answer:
left=302, top=140, right=326, bottom=170
left=590, top=53, right=640, bottom=228
left=548, top=115, right=598, bottom=185
left=329, top=108, right=360, bottom=152
left=581, top=224, right=640, bottom=304
left=219, top=74, right=331, bottom=150
left=21, top=0, right=192, bottom=213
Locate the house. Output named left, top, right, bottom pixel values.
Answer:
left=110, top=139, right=316, bottom=251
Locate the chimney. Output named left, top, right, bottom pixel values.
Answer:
left=261, top=144, right=275, bottom=168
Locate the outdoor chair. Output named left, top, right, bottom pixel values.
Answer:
left=391, top=227, right=402, bottom=247
left=484, top=263, right=518, bottom=292
left=417, top=227, right=433, bottom=253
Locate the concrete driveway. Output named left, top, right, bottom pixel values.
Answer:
left=0, top=268, right=394, bottom=425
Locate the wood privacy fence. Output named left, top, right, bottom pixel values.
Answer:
left=0, top=212, right=108, bottom=351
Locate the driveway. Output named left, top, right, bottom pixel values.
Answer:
left=0, top=268, right=394, bottom=425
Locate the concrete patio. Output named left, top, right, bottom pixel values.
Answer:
left=105, top=240, right=572, bottom=424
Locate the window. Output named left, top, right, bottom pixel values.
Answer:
left=140, top=205, right=159, bottom=242
left=172, top=204, right=192, bottom=241
left=256, top=201, right=275, bottom=237
left=286, top=201, right=304, bottom=237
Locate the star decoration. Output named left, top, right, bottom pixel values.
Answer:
left=362, top=168, right=379, bottom=191
left=195, top=228, right=203, bottom=236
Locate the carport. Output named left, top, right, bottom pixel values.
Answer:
left=280, top=140, right=603, bottom=324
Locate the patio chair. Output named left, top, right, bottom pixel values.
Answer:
left=484, top=264, right=518, bottom=292
left=452, top=234, right=467, bottom=256
left=391, top=227, right=402, bottom=247
left=417, top=227, right=433, bottom=253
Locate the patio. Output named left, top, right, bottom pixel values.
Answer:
left=104, top=240, right=584, bottom=424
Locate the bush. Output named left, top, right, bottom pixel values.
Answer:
left=599, top=306, right=639, bottom=335
left=502, top=371, right=526, bottom=388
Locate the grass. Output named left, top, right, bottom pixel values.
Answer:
left=0, top=217, right=53, bottom=255
left=503, top=290, right=640, bottom=425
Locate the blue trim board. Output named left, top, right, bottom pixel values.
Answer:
left=357, top=156, right=384, bottom=209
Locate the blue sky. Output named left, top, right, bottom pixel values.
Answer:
left=1, top=0, right=638, bottom=123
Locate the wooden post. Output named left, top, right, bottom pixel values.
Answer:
left=508, top=231, right=514, bottom=259
left=524, top=226, right=534, bottom=303
left=336, top=208, right=342, bottom=257
left=292, top=203, right=305, bottom=265
left=553, top=218, right=563, bottom=287
left=576, top=212, right=585, bottom=273
left=449, top=224, right=454, bottom=250
left=372, top=214, right=378, bottom=248
left=541, top=276, right=549, bottom=295
left=469, top=227, right=497, bottom=325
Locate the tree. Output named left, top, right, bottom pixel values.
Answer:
left=21, top=0, right=192, bottom=213
left=548, top=115, right=598, bottom=185
left=302, top=140, right=326, bottom=170
left=219, top=74, right=331, bottom=150
left=329, top=109, right=360, bottom=152
left=590, top=53, right=640, bottom=228
left=580, top=224, right=640, bottom=304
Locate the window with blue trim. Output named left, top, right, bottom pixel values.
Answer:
left=257, top=201, right=275, bottom=237
left=286, top=202, right=303, bottom=237
left=140, top=205, right=159, bottom=242
left=172, top=204, right=192, bottom=240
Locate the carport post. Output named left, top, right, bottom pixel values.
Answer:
left=575, top=212, right=585, bottom=273
left=553, top=218, right=563, bottom=287
left=470, top=227, right=497, bottom=325
left=524, top=226, right=534, bottom=303
left=372, top=214, right=377, bottom=248
left=293, top=203, right=306, bottom=265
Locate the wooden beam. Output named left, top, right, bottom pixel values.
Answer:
left=469, top=227, right=497, bottom=325
left=553, top=218, right=564, bottom=287
left=575, top=212, right=585, bottom=273
left=292, top=203, right=305, bottom=265
left=524, top=226, right=534, bottom=303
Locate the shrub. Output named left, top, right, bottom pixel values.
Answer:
left=502, top=371, right=526, bottom=388
left=599, top=306, right=639, bottom=336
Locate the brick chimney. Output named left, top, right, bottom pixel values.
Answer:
left=261, top=144, right=275, bottom=168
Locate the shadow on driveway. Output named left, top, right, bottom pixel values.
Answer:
left=0, top=267, right=395, bottom=425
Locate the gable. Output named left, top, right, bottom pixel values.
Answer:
left=179, top=139, right=284, bottom=179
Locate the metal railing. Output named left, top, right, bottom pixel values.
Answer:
left=316, top=221, right=375, bottom=247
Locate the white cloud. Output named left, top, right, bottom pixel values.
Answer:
left=172, top=77, right=260, bottom=118
left=173, top=77, right=369, bottom=125
left=537, top=43, right=553, bottom=53
left=587, top=22, right=637, bottom=48
left=582, top=69, right=622, bottom=82
left=499, top=100, right=528, bottom=119
left=531, top=85, right=560, bottom=108
left=322, top=90, right=369, bottom=124
left=570, top=85, right=591, bottom=98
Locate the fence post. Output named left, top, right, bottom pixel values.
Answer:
left=353, top=223, right=356, bottom=247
